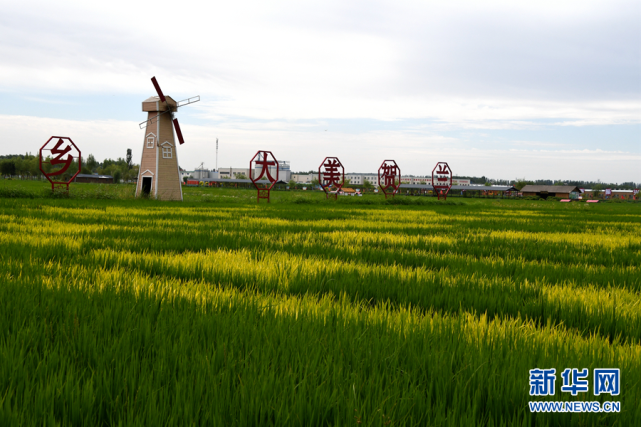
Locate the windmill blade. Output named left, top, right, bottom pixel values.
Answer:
left=151, top=76, right=166, bottom=103
left=177, top=96, right=200, bottom=108
left=138, top=110, right=170, bottom=129
left=173, top=118, right=185, bottom=145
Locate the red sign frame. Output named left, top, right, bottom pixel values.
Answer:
left=318, top=157, right=344, bottom=199
left=250, top=150, right=279, bottom=203
left=378, top=160, right=400, bottom=199
left=39, top=136, right=82, bottom=192
left=432, top=162, right=452, bottom=200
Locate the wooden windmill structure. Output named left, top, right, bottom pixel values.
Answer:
left=136, top=77, right=199, bottom=200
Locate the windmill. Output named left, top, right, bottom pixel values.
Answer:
left=135, top=76, right=200, bottom=200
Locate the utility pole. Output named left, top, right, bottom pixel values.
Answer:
left=216, top=138, right=218, bottom=171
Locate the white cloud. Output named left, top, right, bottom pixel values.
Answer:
left=2, top=114, right=638, bottom=182
left=0, top=1, right=639, bottom=182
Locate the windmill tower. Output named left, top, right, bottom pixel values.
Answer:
left=136, top=77, right=199, bottom=200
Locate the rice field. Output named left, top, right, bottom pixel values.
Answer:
left=0, top=183, right=640, bottom=426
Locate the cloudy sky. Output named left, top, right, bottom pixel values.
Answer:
left=1, top=0, right=639, bottom=182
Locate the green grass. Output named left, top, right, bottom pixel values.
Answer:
left=1, top=179, right=640, bottom=426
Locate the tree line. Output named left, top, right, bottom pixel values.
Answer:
left=0, top=150, right=139, bottom=183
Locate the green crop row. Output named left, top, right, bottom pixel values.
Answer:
left=1, top=259, right=639, bottom=426
left=0, top=191, right=639, bottom=426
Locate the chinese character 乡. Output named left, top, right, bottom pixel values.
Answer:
left=529, top=369, right=556, bottom=396
left=561, top=368, right=589, bottom=395
left=594, top=369, right=620, bottom=396
left=48, top=139, right=74, bottom=176
left=321, top=159, right=341, bottom=187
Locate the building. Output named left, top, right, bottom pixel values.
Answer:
left=400, top=176, right=471, bottom=185
left=75, top=174, right=113, bottom=184
left=610, top=190, right=637, bottom=200
left=218, top=167, right=250, bottom=179
left=581, top=189, right=638, bottom=200
left=136, top=95, right=182, bottom=200
left=521, top=185, right=581, bottom=199
left=292, top=173, right=313, bottom=184
left=293, top=172, right=472, bottom=187
left=218, top=162, right=291, bottom=182
left=277, top=161, right=292, bottom=183
left=346, top=174, right=379, bottom=186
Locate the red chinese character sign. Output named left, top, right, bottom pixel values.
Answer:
left=39, top=136, right=82, bottom=192
left=250, top=150, right=279, bottom=203
left=378, top=160, right=400, bottom=199
left=432, top=162, right=452, bottom=200
left=318, top=157, right=344, bottom=199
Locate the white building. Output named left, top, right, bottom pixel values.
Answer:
left=400, top=176, right=471, bottom=185
left=218, top=161, right=291, bottom=182
left=346, top=174, right=379, bottom=186
left=292, top=174, right=314, bottom=184
left=290, top=172, right=472, bottom=186
left=219, top=167, right=250, bottom=179
left=182, top=169, right=219, bottom=180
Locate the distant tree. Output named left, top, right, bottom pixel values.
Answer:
left=113, top=170, right=122, bottom=184
left=235, top=173, right=247, bottom=179
left=86, top=154, right=99, bottom=172
left=484, top=181, right=492, bottom=187
left=362, top=180, right=374, bottom=191
left=288, top=179, right=297, bottom=189
left=126, top=165, right=139, bottom=182
left=27, top=156, right=40, bottom=177
left=126, top=149, right=132, bottom=169
left=593, top=183, right=604, bottom=196
left=1, top=160, right=16, bottom=176
left=554, top=181, right=566, bottom=186
left=311, top=178, right=319, bottom=188
left=514, top=178, right=529, bottom=191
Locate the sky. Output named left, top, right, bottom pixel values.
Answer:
left=0, top=0, right=639, bottom=182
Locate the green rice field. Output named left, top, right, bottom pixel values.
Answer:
left=1, top=180, right=640, bottom=426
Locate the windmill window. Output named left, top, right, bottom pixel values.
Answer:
left=147, top=137, right=155, bottom=148
left=162, top=146, right=173, bottom=159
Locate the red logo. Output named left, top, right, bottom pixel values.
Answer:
left=318, top=157, right=344, bottom=199
left=250, top=150, right=279, bottom=202
left=39, top=136, right=81, bottom=191
left=378, top=160, right=400, bottom=198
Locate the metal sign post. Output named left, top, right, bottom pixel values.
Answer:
left=432, top=162, right=453, bottom=200
left=39, top=136, right=82, bottom=192
left=250, top=150, right=279, bottom=203
left=378, top=160, right=400, bottom=199
left=318, top=157, right=345, bottom=200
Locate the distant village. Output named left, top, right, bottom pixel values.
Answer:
left=181, top=161, right=472, bottom=187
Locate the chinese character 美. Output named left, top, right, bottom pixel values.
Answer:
left=321, top=159, right=341, bottom=187
left=560, top=368, right=589, bottom=395
left=529, top=369, right=556, bottom=396
left=594, top=369, right=620, bottom=396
